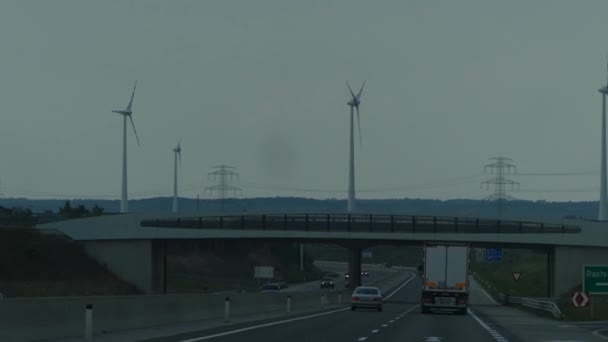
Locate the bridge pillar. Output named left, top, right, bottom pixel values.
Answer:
left=152, top=240, right=168, bottom=294
left=348, top=246, right=362, bottom=289
left=551, top=245, right=608, bottom=297
left=546, top=246, right=554, bottom=298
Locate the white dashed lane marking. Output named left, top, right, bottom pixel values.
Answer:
left=371, top=329, right=379, bottom=334
left=468, top=308, right=510, bottom=342
left=357, top=337, right=368, bottom=341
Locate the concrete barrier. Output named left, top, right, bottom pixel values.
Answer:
left=0, top=291, right=345, bottom=341
left=1, top=269, right=412, bottom=341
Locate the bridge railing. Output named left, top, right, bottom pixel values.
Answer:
left=140, top=214, right=580, bottom=234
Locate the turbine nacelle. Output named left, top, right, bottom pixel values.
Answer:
left=346, top=80, right=365, bottom=108
left=347, top=99, right=360, bottom=108
left=346, top=80, right=366, bottom=145
left=112, top=81, right=140, bottom=145
left=600, top=86, right=608, bottom=95
left=112, top=110, right=132, bottom=116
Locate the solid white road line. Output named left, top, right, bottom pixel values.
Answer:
left=468, top=308, right=510, bottom=342
left=478, top=286, right=500, bottom=306
left=178, top=273, right=417, bottom=342
left=593, top=328, right=608, bottom=340
left=384, top=272, right=416, bottom=300
left=178, top=308, right=349, bottom=342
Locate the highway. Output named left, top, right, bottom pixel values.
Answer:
left=283, top=261, right=401, bottom=293
left=143, top=273, right=501, bottom=342
left=142, top=271, right=608, bottom=342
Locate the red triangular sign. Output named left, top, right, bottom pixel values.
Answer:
left=512, top=272, right=522, bottom=281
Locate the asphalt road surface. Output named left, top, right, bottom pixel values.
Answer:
left=144, top=273, right=503, bottom=342
left=283, top=261, right=399, bottom=293
left=143, top=271, right=608, bottom=342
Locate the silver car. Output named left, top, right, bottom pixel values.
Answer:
left=351, top=286, right=383, bottom=311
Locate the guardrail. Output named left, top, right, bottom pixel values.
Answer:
left=141, top=214, right=580, bottom=234
left=497, top=293, right=565, bottom=319
left=473, top=274, right=564, bottom=319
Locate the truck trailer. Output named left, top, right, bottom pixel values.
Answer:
left=420, top=242, right=470, bottom=315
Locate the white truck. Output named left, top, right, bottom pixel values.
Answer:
left=420, top=242, right=469, bottom=315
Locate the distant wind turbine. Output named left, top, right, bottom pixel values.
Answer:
left=599, top=55, right=608, bottom=221
left=346, top=81, right=365, bottom=213
left=172, top=141, right=182, bottom=213
left=112, top=81, right=140, bottom=213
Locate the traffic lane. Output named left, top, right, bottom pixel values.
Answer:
left=285, top=265, right=395, bottom=293
left=377, top=309, right=502, bottom=342
left=472, top=304, right=608, bottom=342
left=379, top=277, right=504, bottom=342
left=142, top=273, right=419, bottom=342
left=468, top=277, right=500, bottom=306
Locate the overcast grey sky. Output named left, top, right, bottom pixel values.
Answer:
left=1, top=0, right=607, bottom=201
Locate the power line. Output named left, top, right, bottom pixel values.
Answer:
left=239, top=175, right=481, bottom=195
left=517, top=171, right=596, bottom=176
left=204, top=165, right=242, bottom=210
left=481, top=157, right=520, bottom=217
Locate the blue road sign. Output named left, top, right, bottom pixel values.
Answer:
left=484, top=248, right=503, bottom=262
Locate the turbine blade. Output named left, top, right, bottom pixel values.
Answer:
left=179, top=150, right=182, bottom=169
left=356, top=80, right=366, bottom=99
left=346, top=81, right=356, bottom=99
left=126, top=80, right=137, bottom=112
left=356, top=106, right=362, bottom=145
left=129, top=115, right=140, bottom=146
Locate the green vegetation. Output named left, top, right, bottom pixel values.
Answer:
left=58, top=201, right=104, bottom=219
left=471, top=249, right=608, bottom=320
left=305, top=244, right=422, bottom=267
left=166, top=240, right=322, bottom=293
left=470, top=248, right=549, bottom=297
left=0, top=227, right=138, bottom=297
left=0, top=207, right=35, bottom=227
left=559, top=299, right=608, bottom=321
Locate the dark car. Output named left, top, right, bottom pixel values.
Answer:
left=320, top=277, right=335, bottom=289
left=260, top=283, right=282, bottom=293
left=361, top=271, right=369, bottom=277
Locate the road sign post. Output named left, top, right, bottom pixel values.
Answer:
left=583, top=265, right=608, bottom=294
left=591, top=294, right=595, bottom=320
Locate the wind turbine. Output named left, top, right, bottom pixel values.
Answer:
left=112, top=81, right=140, bottom=213
left=172, top=141, right=182, bottom=213
left=346, top=81, right=365, bottom=213
left=599, top=56, right=608, bottom=221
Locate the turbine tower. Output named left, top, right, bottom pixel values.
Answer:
left=600, top=58, right=608, bottom=221
left=172, top=141, right=182, bottom=213
left=112, top=81, right=140, bottom=213
left=346, top=81, right=365, bottom=213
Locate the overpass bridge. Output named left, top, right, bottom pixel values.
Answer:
left=37, top=213, right=608, bottom=297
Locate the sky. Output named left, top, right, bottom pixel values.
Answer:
left=0, top=0, right=607, bottom=201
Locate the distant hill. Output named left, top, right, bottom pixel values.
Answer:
left=0, top=197, right=598, bottom=221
